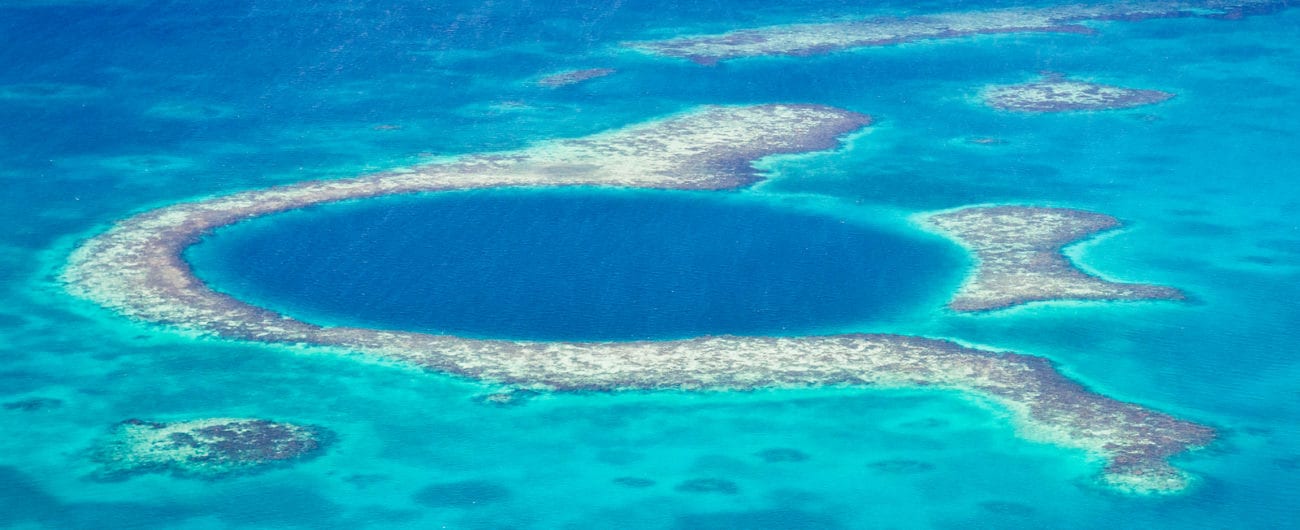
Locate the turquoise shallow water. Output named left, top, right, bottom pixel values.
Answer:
left=3, top=0, right=1300, bottom=528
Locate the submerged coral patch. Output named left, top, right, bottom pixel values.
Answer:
left=981, top=75, right=1175, bottom=112
left=756, top=448, right=810, bottom=463
left=625, top=0, right=1290, bottom=64
left=612, top=477, right=657, bottom=488
left=1, top=397, right=63, bottom=412
left=536, top=68, right=616, bottom=88
left=675, top=478, right=740, bottom=494
left=90, top=418, right=327, bottom=480
left=472, top=389, right=540, bottom=407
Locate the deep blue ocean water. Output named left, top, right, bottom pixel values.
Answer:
left=2, top=0, right=1299, bottom=528
left=186, top=189, right=963, bottom=340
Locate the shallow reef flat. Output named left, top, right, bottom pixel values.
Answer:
left=64, top=105, right=1209, bottom=493
left=922, top=206, right=1185, bottom=311
left=90, top=418, right=326, bottom=480
left=624, top=0, right=1290, bottom=64
left=982, top=74, right=1175, bottom=112
left=536, top=68, right=616, bottom=88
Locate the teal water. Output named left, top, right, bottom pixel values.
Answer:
left=3, top=1, right=1300, bottom=528
left=186, top=189, right=963, bottom=340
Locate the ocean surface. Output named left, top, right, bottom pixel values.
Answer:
left=2, top=0, right=1299, bottom=528
left=186, top=189, right=964, bottom=340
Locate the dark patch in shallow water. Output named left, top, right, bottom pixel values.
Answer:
left=612, top=477, right=656, bottom=488
left=675, top=478, right=740, bottom=494
left=2, top=397, right=62, bottom=411
left=1273, top=456, right=1300, bottom=471
left=0, top=466, right=199, bottom=528
left=1258, top=238, right=1300, bottom=255
left=755, top=448, right=809, bottom=463
left=0, top=314, right=25, bottom=329
left=1241, top=255, right=1281, bottom=266
left=343, top=473, right=388, bottom=488
left=868, top=459, right=936, bottom=474
left=899, top=417, right=950, bottom=430
left=412, top=480, right=511, bottom=508
left=0, top=466, right=345, bottom=528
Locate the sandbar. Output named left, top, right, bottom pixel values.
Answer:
left=64, top=104, right=1209, bottom=493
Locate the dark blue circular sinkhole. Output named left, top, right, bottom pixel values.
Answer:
left=187, top=189, right=962, bottom=341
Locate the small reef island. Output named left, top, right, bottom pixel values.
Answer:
left=923, top=206, right=1185, bottom=311
left=66, top=104, right=1207, bottom=493
left=981, top=74, right=1174, bottom=113
left=624, top=0, right=1289, bottom=64
left=91, top=418, right=327, bottom=480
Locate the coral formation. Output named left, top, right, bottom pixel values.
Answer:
left=536, top=68, right=616, bottom=88
left=626, top=0, right=1290, bottom=64
left=982, top=74, right=1174, bottom=112
left=64, top=105, right=1208, bottom=493
left=90, top=418, right=326, bottom=479
left=922, top=206, right=1185, bottom=311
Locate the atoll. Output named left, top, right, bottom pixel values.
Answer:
left=63, top=105, right=1210, bottom=493
left=536, top=68, right=616, bottom=88
left=624, top=0, right=1290, bottom=64
left=981, top=74, right=1175, bottom=112
left=922, top=206, right=1185, bottom=311
left=90, top=418, right=327, bottom=479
